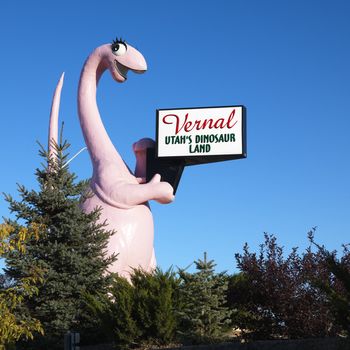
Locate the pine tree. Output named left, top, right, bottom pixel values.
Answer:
left=3, top=135, right=116, bottom=349
left=178, top=252, right=231, bottom=344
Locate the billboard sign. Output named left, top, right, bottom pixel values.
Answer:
left=156, top=105, right=246, bottom=164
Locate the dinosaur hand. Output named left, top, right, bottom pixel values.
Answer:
left=151, top=174, right=174, bottom=204
left=155, top=182, right=174, bottom=204
left=150, top=173, right=161, bottom=184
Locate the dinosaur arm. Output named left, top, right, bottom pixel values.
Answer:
left=109, top=174, right=174, bottom=206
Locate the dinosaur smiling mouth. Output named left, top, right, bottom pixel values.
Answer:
left=115, top=60, right=129, bottom=79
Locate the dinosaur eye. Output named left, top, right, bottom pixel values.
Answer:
left=111, top=42, right=127, bottom=56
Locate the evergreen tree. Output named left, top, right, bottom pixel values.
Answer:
left=131, top=268, right=179, bottom=346
left=84, top=275, right=138, bottom=350
left=3, top=135, right=116, bottom=349
left=178, top=252, right=231, bottom=344
left=86, top=268, right=180, bottom=349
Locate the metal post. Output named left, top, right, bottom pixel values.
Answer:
left=64, top=331, right=80, bottom=350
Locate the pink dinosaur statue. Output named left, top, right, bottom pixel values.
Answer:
left=48, top=38, right=174, bottom=280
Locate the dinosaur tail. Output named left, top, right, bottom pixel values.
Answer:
left=48, top=72, right=65, bottom=160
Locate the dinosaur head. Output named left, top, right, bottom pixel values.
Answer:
left=101, top=37, right=147, bottom=83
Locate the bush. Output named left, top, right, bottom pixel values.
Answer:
left=308, top=229, right=350, bottom=336
left=86, top=268, right=180, bottom=349
left=232, top=232, right=337, bottom=340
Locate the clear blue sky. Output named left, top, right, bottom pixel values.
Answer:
left=1, top=0, right=349, bottom=273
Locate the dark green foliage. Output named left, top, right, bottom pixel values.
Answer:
left=3, top=136, right=116, bottom=349
left=86, top=268, right=180, bottom=349
left=84, top=275, right=138, bottom=349
left=110, top=276, right=139, bottom=346
left=177, top=253, right=231, bottom=344
left=131, top=268, right=180, bottom=345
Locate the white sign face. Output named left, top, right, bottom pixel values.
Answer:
left=157, top=106, right=245, bottom=158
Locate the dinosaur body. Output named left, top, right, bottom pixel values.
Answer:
left=48, top=40, right=174, bottom=279
left=82, top=184, right=156, bottom=276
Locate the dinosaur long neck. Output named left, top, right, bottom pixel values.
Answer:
left=78, top=47, right=128, bottom=172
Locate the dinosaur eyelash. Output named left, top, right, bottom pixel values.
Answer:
left=112, top=37, right=126, bottom=45
left=111, top=37, right=127, bottom=54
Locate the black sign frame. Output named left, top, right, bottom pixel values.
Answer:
left=156, top=105, right=247, bottom=166
left=146, top=105, right=247, bottom=194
